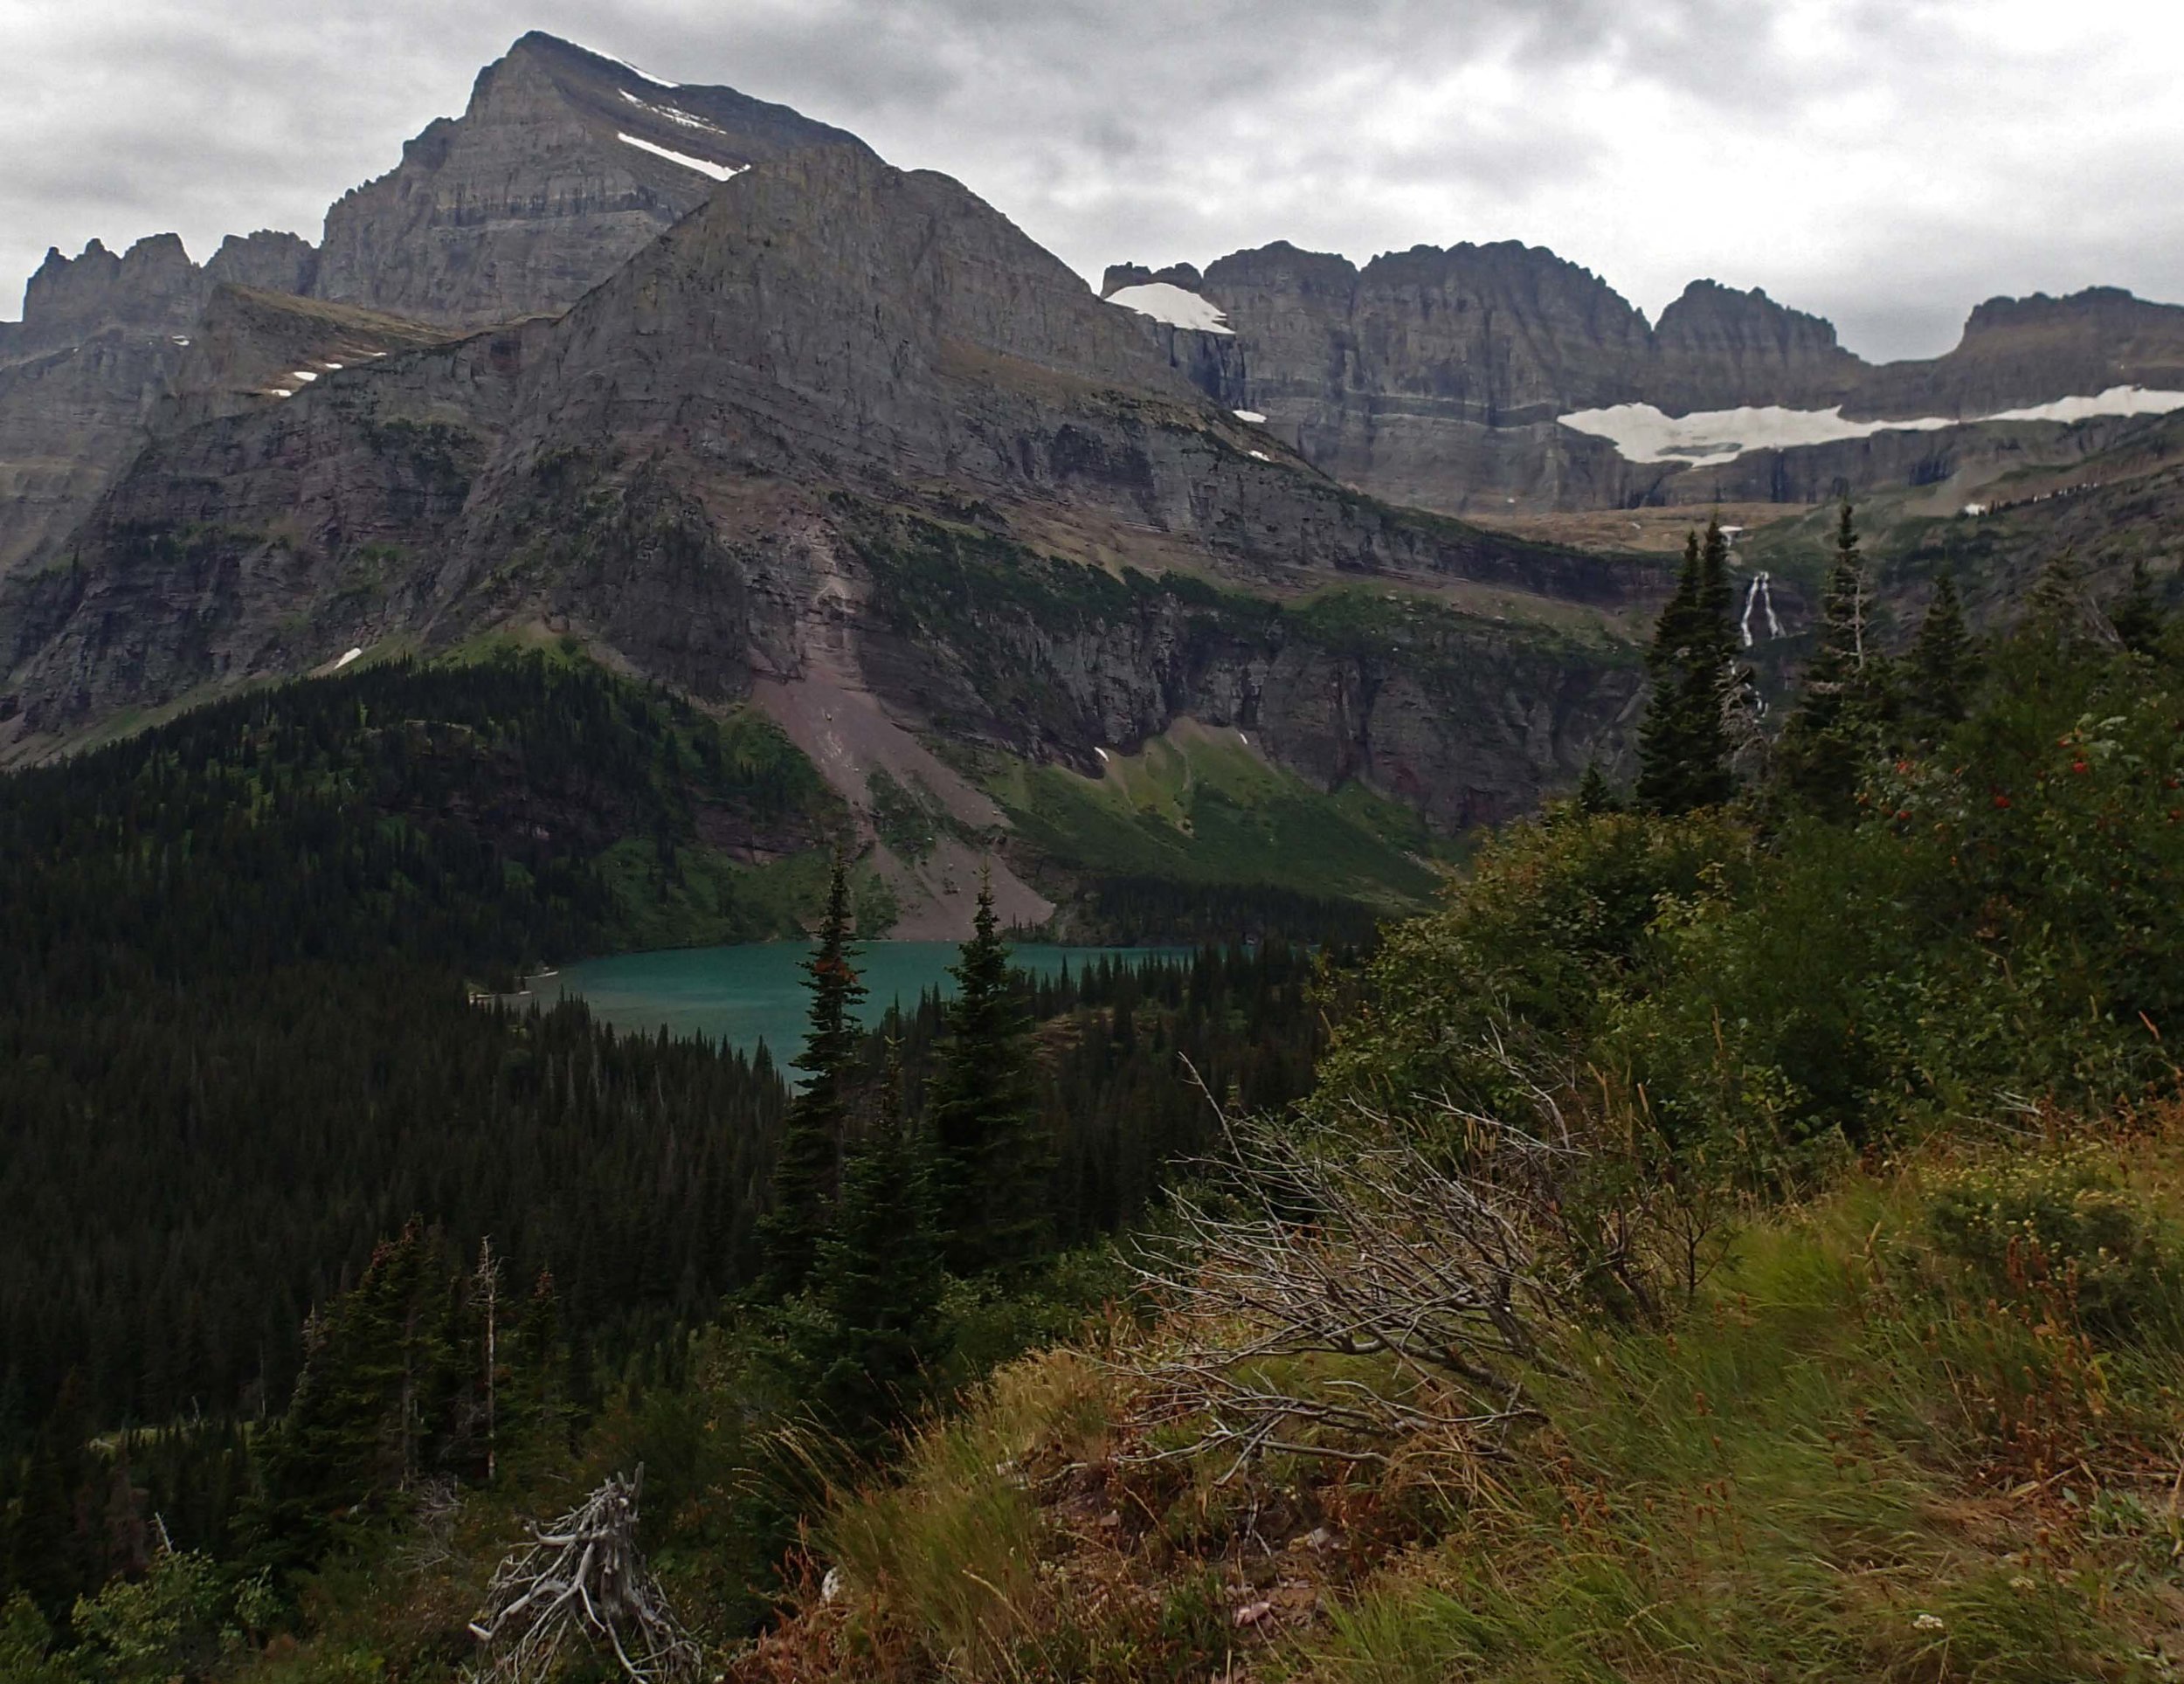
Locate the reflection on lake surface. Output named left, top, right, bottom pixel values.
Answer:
left=522, top=942, right=1188, bottom=1063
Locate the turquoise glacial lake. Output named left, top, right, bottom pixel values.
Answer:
left=522, top=942, right=1186, bottom=1064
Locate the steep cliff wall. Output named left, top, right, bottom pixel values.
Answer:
left=311, top=31, right=870, bottom=328
left=1, top=151, right=1654, bottom=835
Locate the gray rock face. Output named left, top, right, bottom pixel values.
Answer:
left=0, top=235, right=214, bottom=570
left=1849, top=286, right=2184, bottom=419
left=310, top=31, right=871, bottom=328
left=18, top=235, right=207, bottom=349
left=1185, top=238, right=1655, bottom=514
left=205, top=231, right=321, bottom=297
left=1648, top=280, right=1863, bottom=412
left=1126, top=249, right=2184, bottom=513
left=157, top=285, right=455, bottom=431
left=2, top=148, right=1655, bottom=831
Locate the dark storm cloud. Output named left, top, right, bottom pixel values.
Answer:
left=2, top=0, right=2179, bottom=361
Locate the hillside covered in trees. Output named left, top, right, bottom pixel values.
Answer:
left=6, top=510, right=2184, bottom=1682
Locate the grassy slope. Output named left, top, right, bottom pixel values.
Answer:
left=764, top=1119, right=2184, bottom=1683
left=988, top=721, right=1446, bottom=916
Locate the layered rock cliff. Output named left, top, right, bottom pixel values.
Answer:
left=309, top=31, right=871, bottom=328
left=1, top=148, right=1654, bottom=844
left=1648, top=280, right=1864, bottom=412
left=1112, top=250, right=2184, bottom=514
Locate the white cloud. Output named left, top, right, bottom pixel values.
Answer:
left=2, top=0, right=2181, bottom=360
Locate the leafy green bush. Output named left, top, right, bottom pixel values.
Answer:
left=1923, top=1146, right=2181, bottom=1339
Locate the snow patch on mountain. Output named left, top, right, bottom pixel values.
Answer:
left=596, top=49, right=678, bottom=87
left=1986, top=386, right=2184, bottom=424
left=1559, top=404, right=1950, bottom=467
left=1108, top=282, right=1233, bottom=335
left=616, top=134, right=743, bottom=182
left=1561, top=387, right=2184, bottom=468
left=619, top=90, right=724, bottom=135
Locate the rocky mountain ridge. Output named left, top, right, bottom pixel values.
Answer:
left=0, top=145, right=1655, bottom=934
left=1106, top=246, right=2184, bottom=514
left=0, top=33, right=867, bottom=576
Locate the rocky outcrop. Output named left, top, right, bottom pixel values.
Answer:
left=0, top=235, right=218, bottom=571
left=1101, top=261, right=1203, bottom=297
left=157, top=286, right=455, bottom=431
left=1849, top=287, right=2184, bottom=419
left=310, top=31, right=870, bottom=328
left=17, top=236, right=207, bottom=349
left=1123, top=250, right=2184, bottom=513
left=205, top=231, right=321, bottom=297
left=1648, top=280, right=1863, bottom=412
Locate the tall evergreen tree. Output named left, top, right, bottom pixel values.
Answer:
left=758, top=853, right=867, bottom=1297
left=927, top=876, right=1049, bottom=1276
left=250, top=1221, right=462, bottom=1570
left=1636, top=520, right=1737, bottom=815
left=800, top=1041, right=946, bottom=1458
left=1775, top=502, right=1891, bottom=818
left=1907, top=570, right=1974, bottom=726
left=1575, top=761, right=1621, bottom=816
left=2111, top=557, right=2167, bottom=654
left=2022, top=547, right=2111, bottom=650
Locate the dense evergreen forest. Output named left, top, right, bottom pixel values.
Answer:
left=0, top=648, right=1335, bottom=1660
left=7, top=514, right=2183, bottom=1683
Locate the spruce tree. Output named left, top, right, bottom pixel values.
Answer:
left=928, top=875, right=1049, bottom=1276
left=2023, top=547, right=2105, bottom=648
left=1907, top=571, right=1973, bottom=726
left=2111, top=557, right=2167, bottom=654
left=758, top=852, right=867, bottom=1297
left=1775, top=502, right=1890, bottom=818
left=801, top=1041, right=946, bottom=1458
left=251, top=1222, right=460, bottom=1569
left=1636, top=520, right=1736, bottom=815
left=1575, top=761, right=1621, bottom=816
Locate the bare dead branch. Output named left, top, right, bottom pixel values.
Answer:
left=1118, top=1051, right=1693, bottom=1475
left=467, top=1470, right=701, bottom=1684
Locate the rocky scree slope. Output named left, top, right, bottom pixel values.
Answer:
left=0, top=148, right=1652, bottom=853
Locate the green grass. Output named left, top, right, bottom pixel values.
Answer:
left=988, top=725, right=1444, bottom=913
left=799, top=1128, right=2184, bottom=1684
left=595, top=841, right=840, bottom=949
left=1310, top=1164, right=2166, bottom=1683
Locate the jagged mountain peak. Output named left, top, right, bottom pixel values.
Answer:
left=309, top=32, right=870, bottom=329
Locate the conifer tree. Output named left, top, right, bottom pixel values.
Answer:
left=1575, top=761, right=1621, bottom=816
left=1775, top=502, right=1891, bottom=818
left=1636, top=519, right=1737, bottom=814
left=928, top=875, right=1049, bottom=1275
left=2111, top=557, right=2167, bottom=653
left=758, top=852, right=867, bottom=1297
left=1907, top=571, right=1974, bottom=726
left=801, top=1041, right=946, bottom=1457
left=251, top=1221, right=460, bottom=1568
left=2023, top=547, right=2110, bottom=649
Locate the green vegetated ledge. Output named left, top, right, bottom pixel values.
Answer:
left=848, top=509, right=1633, bottom=932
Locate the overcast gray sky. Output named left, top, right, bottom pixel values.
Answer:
left=3, top=0, right=2178, bottom=361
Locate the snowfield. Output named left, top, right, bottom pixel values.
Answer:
left=1558, top=404, right=1950, bottom=466
left=1108, top=283, right=1234, bottom=335
left=1560, top=386, right=2184, bottom=468
left=620, top=89, right=724, bottom=135
left=1987, top=385, right=2184, bottom=424
left=616, top=133, right=743, bottom=181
